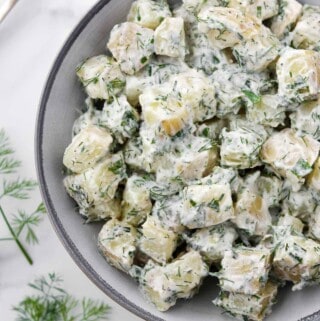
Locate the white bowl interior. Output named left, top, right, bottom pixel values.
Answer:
left=37, top=0, right=320, bottom=320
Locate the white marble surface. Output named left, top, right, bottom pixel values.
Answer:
left=0, top=1, right=140, bottom=320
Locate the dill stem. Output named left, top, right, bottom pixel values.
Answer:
left=0, top=204, right=33, bottom=265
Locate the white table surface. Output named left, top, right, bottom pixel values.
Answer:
left=0, top=1, right=141, bottom=320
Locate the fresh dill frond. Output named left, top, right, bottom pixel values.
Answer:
left=0, top=129, right=45, bottom=264
left=1, top=178, right=38, bottom=199
left=11, top=203, right=46, bottom=244
left=0, top=129, right=21, bottom=174
left=13, top=273, right=111, bottom=321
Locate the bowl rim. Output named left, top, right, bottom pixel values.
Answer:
left=35, top=1, right=164, bottom=320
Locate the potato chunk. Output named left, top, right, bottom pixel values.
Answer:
left=154, top=17, right=187, bottom=58
left=220, top=120, right=268, bottom=169
left=214, top=282, right=278, bottom=321
left=227, top=0, right=279, bottom=20
left=277, top=48, right=320, bottom=102
left=234, top=188, right=272, bottom=237
left=64, top=153, right=126, bottom=221
left=101, top=95, right=139, bottom=144
left=181, top=184, right=234, bottom=229
left=121, top=174, right=152, bottom=226
left=273, top=234, right=320, bottom=290
left=185, top=223, right=238, bottom=264
left=140, top=85, right=191, bottom=136
left=107, top=22, right=154, bottom=75
left=292, top=5, right=320, bottom=50
left=127, top=0, right=171, bottom=29
left=290, top=97, right=320, bottom=140
left=260, top=129, right=320, bottom=185
left=217, top=247, right=272, bottom=295
left=139, top=216, right=178, bottom=264
left=63, top=126, right=113, bottom=174
left=270, top=0, right=302, bottom=39
left=246, top=95, right=286, bottom=128
left=131, top=251, right=208, bottom=311
left=198, top=7, right=261, bottom=49
left=233, top=27, right=281, bottom=72
left=76, top=55, right=125, bottom=100
left=98, top=219, right=137, bottom=273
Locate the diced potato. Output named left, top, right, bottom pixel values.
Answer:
left=139, top=216, right=178, bottom=264
left=220, top=120, right=268, bottom=169
left=124, top=136, right=150, bottom=172
left=199, top=166, right=240, bottom=194
left=234, top=188, right=272, bottom=237
left=270, top=0, right=302, bottom=39
left=154, top=17, right=187, bottom=58
left=290, top=97, right=320, bottom=140
left=246, top=95, right=286, bottom=128
left=156, top=135, right=218, bottom=184
left=76, top=55, right=125, bottom=100
left=277, top=48, right=320, bottom=102
left=307, top=157, right=320, bottom=191
left=214, top=282, right=278, bottom=321
left=63, top=125, right=113, bottom=174
left=152, top=196, right=185, bottom=233
left=198, top=7, right=262, bottom=49
left=98, top=219, right=137, bottom=273
left=169, top=70, right=217, bottom=123
left=125, top=57, right=188, bottom=106
left=278, top=214, right=304, bottom=234
left=101, top=95, right=139, bottom=144
left=211, top=64, right=271, bottom=117
left=218, top=247, right=272, bottom=295
left=255, top=173, right=283, bottom=208
left=121, top=175, right=152, bottom=226
left=233, top=26, right=281, bottom=72
left=273, top=234, right=320, bottom=290
left=292, top=5, right=320, bottom=50
left=127, top=0, right=171, bottom=30
left=132, top=250, right=208, bottom=311
left=181, top=184, right=234, bottom=229
left=185, top=223, right=238, bottom=264
left=64, top=153, right=126, bottom=221
left=260, top=129, right=320, bottom=184
left=107, top=22, right=154, bottom=75
left=186, top=46, right=229, bottom=75
left=227, top=0, right=279, bottom=20
left=282, top=188, right=317, bottom=222
left=140, top=86, right=191, bottom=136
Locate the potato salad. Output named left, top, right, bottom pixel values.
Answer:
left=62, top=1, right=320, bottom=320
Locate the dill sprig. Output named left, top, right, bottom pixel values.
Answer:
left=0, top=129, right=45, bottom=264
left=0, top=129, right=21, bottom=174
left=12, top=203, right=47, bottom=244
left=13, top=273, right=111, bottom=321
left=1, top=178, right=38, bottom=199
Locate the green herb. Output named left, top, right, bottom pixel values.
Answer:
left=0, top=129, right=45, bottom=265
left=140, top=56, right=148, bottom=64
left=108, top=159, right=124, bottom=175
left=257, top=6, right=262, bottom=18
left=242, top=90, right=261, bottom=104
left=13, top=273, right=111, bottom=321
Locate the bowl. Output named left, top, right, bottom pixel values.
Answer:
left=36, top=0, right=320, bottom=320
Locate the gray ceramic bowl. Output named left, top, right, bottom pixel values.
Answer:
left=36, top=0, right=320, bottom=320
